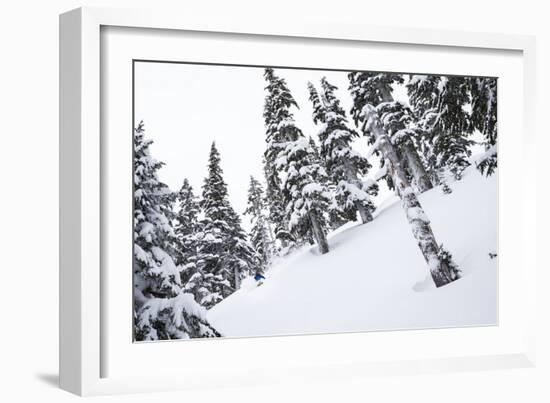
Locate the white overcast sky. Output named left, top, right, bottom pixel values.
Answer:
left=134, top=62, right=406, bottom=228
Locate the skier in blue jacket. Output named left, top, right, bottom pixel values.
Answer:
left=254, top=272, right=265, bottom=286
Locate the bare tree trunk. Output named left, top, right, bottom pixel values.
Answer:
left=234, top=267, right=241, bottom=291
left=364, top=106, right=457, bottom=287
left=309, top=210, right=329, bottom=254
left=402, top=140, right=433, bottom=192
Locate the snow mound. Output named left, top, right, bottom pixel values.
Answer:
left=208, top=167, right=497, bottom=338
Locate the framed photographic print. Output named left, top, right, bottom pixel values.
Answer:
left=60, top=6, right=537, bottom=396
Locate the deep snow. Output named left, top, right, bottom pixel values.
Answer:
left=208, top=166, right=497, bottom=338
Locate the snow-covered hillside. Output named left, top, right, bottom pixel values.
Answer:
left=208, top=166, right=497, bottom=338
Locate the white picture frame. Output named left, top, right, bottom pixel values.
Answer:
left=59, top=6, right=537, bottom=396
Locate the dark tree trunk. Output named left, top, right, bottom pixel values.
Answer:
left=355, top=201, right=373, bottom=224
left=309, top=210, right=329, bottom=254
left=402, top=140, right=433, bottom=192
left=234, top=267, right=241, bottom=291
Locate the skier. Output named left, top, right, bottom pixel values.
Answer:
left=254, top=272, right=266, bottom=286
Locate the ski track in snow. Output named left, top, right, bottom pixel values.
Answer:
left=208, top=166, right=497, bottom=338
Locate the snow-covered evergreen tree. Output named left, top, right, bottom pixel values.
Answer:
left=264, top=68, right=331, bottom=254
left=309, top=78, right=377, bottom=225
left=133, top=122, right=220, bottom=340
left=407, top=75, right=473, bottom=183
left=349, top=73, right=433, bottom=193
left=469, top=77, right=497, bottom=176
left=174, top=179, right=199, bottom=265
left=173, top=179, right=212, bottom=307
left=375, top=101, right=434, bottom=192
left=244, top=176, right=272, bottom=274
left=349, top=74, right=460, bottom=287
left=280, top=137, right=332, bottom=254
left=197, top=142, right=234, bottom=304
left=308, top=82, right=345, bottom=229
left=307, top=131, right=346, bottom=230
left=263, top=68, right=297, bottom=249
left=197, top=142, right=256, bottom=305
left=308, top=81, right=326, bottom=125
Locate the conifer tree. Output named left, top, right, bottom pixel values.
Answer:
left=197, top=142, right=257, bottom=304
left=351, top=73, right=433, bottom=193
left=133, top=122, right=220, bottom=340
left=174, top=179, right=199, bottom=265
left=349, top=74, right=460, bottom=287
left=469, top=77, right=497, bottom=175
left=309, top=78, right=377, bottom=225
left=308, top=83, right=344, bottom=229
left=405, top=75, right=446, bottom=187
left=264, top=68, right=331, bottom=254
left=173, top=179, right=212, bottom=306
left=245, top=176, right=272, bottom=274
left=280, top=137, right=332, bottom=254
left=197, top=142, right=234, bottom=304
left=263, top=68, right=298, bottom=250
left=407, top=75, right=473, bottom=183
left=307, top=132, right=346, bottom=230
left=308, top=81, right=326, bottom=124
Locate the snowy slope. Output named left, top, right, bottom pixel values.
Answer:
left=208, top=167, right=497, bottom=338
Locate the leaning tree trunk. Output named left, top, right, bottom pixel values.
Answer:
left=364, top=106, right=458, bottom=287
left=402, top=140, right=433, bottom=192
left=308, top=210, right=329, bottom=254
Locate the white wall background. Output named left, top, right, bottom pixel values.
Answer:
left=0, top=1, right=548, bottom=402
